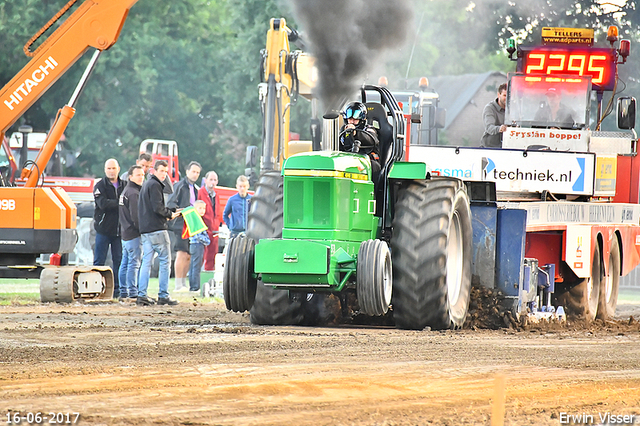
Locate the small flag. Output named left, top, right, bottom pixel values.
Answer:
left=181, top=206, right=208, bottom=238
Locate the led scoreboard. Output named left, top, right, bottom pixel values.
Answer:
left=518, top=47, right=617, bottom=91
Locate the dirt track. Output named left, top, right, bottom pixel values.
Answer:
left=1, top=300, right=640, bottom=425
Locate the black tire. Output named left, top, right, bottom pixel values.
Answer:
left=598, top=235, right=620, bottom=320
left=248, top=172, right=307, bottom=325
left=223, top=235, right=257, bottom=312
left=391, top=178, right=473, bottom=330
left=555, top=243, right=601, bottom=321
left=357, top=239, right=392, bottom=316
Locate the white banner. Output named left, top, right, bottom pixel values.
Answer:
left=502, top=128, right=589, bottom=151
left=409, top=146, right=595, bottom=195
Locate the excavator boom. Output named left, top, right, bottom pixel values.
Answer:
left=0, top=0, right=140, bottom=302
left=0, top=0, right=138, bottom=135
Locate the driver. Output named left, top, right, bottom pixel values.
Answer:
left=534, top=87, right=576, bottom=128
left=339, top=101, right=381, bottom=179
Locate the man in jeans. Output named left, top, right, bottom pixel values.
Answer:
left=137, top=160, right=180, bottom=306
left=118, top=165, right=145, bottom=301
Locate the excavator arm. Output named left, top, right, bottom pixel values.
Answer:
left=260, top=18, right=318, bottom=171
left=0, top=0, right=139, bottom=185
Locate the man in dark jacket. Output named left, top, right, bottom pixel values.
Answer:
left=137, top=160, right=180, bottom=306
left=167, top=161, right=201, bottom=292
left=93, top=158, right=125, bottom=298
left=118, top=165, right=144, bottom=301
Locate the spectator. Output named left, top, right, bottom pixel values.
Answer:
left=480, top=83, right=508, bottom=148
left=123, top=153, right=174, bottom=198
left=120, top=153, right=152, bottom=181
left=93, top=158, right=124, bottom=298
left=223, top=175, right=252, bottom=239
left=167, top=161, right=201, bottom=292
left=118, top=165, right=144, bottom=302
left=197, top=170, right=221, bottom=272
left=137, top=160, right=180, bottom=306
left=187, top=200, right=211, bottom=293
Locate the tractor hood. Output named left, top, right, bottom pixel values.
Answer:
left=283, top=151, right=371, bottom=179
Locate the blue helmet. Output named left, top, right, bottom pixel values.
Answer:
left=342, top=102, right=367, bottom=129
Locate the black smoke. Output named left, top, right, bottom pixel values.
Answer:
left=290, top=0, right=413, bottom=112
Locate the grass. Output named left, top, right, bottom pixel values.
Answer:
left=0, top=278, right=222, bottom=305
left=619, top=286, right=640, bottom=304
left=0, top=279, right=39, bottom=305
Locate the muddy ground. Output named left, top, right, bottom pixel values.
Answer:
left=1, top=299, right=640, bottom=426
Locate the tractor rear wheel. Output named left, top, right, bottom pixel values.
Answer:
left=391, top=178, right=472, bottom=330
left=223, top=235, right=257, bottom=312
left=555, top=243, right=601, bottom=321
left=598, top=235, right=620, bottom=320
left=247, top=172, right=324, bottom=325
left=357, top=239, right=392, bottom=316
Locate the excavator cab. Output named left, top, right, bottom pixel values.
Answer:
left=0, top=136, right=17, bottom=186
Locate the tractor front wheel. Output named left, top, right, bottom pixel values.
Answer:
left=223, top=235, right=257, bottom=312
left=357, top=239, right=392, bottom=316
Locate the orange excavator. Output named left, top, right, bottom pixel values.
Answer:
left=0, top=0, right=140, bottom=302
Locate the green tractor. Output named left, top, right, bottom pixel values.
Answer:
left=224, top=85, right=473, bottom=330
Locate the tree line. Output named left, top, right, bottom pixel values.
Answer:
left=1, top=0, right=637, bottom=185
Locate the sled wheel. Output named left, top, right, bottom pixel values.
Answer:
left=555, top=243, right=601, bottom=321
left=597, top=235, right=620, bottom=320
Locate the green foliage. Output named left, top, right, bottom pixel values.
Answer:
left=1, top=0, right=305, bottom=187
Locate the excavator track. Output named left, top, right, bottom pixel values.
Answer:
left=40, top=265, right=114, bottom=303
